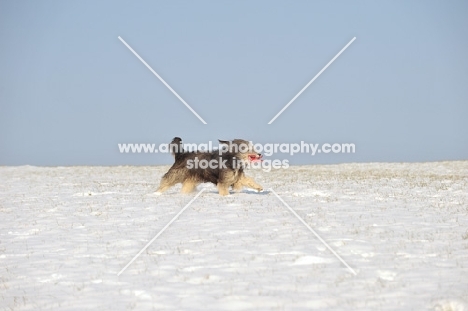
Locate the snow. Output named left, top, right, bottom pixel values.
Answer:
left=1, top=162, right=467, bottom=310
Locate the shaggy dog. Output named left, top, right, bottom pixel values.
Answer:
left=156, top=137, right=263, bottom=196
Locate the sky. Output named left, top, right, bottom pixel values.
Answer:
left=0, top=0, right=467, bottom=166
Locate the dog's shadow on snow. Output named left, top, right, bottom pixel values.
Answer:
left=242, top=189, right=271, bottom=195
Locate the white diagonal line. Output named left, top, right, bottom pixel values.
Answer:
left=268, top=37, right=356, bottom=124
left=117, top=188, right=205, bottom=276
left=118, top=36, right=207, bottom=125
left=270, top=188, right=357, bottom=275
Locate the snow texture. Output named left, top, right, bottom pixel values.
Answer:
left=1, top=162, right=467, bottom=310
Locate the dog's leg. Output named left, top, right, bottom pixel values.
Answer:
left=155, top=181, right=175, bottom=195
left=239, top=175, right=263, bottom=192
left=231, top=181, right=243, bottom=193
left=155, top=171, right=180, bottom=195
left=181, top=180, right=198, bottom=194
left=218, top=170, right=236, bottom=196
left=217, top=183, right=230, bottom=196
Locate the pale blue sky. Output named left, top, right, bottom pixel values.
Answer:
left=1, top=0, right=467, bottom=165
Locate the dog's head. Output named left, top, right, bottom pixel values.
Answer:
left=218, top=139, right=263, bottom=164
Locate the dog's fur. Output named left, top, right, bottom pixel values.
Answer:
left=156, top=137, right=263, bottom=196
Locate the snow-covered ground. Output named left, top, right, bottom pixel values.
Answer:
left=1, top=162, right=467, bottom=310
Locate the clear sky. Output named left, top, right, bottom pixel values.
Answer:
left=1, top=0, right=467, bottom=165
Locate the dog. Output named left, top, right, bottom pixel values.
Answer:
left=155, top=137, right=263, bottom=196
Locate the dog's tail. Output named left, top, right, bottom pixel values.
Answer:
left=170, top=137, right=184, bottom=161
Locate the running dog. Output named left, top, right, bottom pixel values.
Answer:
left=155, top=137, right=263, bottom=196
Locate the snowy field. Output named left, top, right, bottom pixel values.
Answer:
left=1, top=162, right=467, bottom=310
